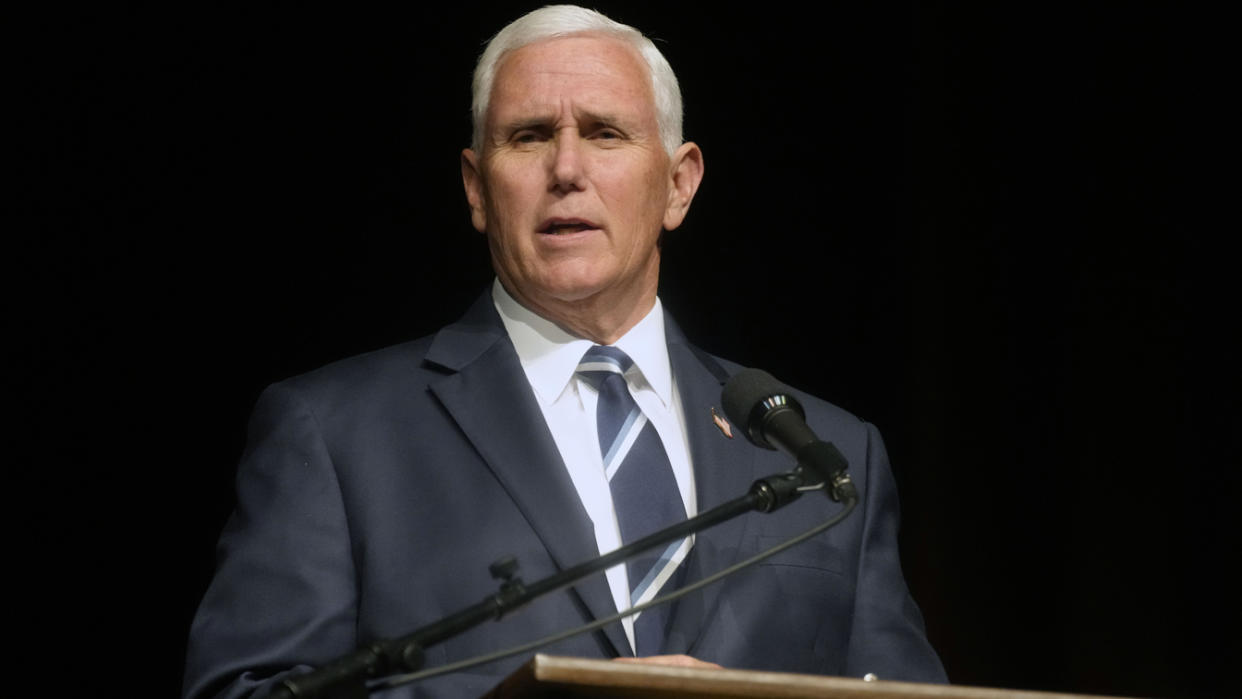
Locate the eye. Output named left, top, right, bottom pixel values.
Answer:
left=513, top=130, right=541, bottom=144
left=591, top=128, right=623, bottom=141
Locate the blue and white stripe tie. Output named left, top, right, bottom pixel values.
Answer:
left=577, top=345, right=688, bottom=656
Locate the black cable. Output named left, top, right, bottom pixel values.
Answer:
left=374, top=492, right=857, bottom=691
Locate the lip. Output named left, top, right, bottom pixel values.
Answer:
left=537, top=217, right=603, bottom=235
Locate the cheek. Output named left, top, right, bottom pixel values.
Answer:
left=485, top=189, right=529, bottom=242
left=482, top=165, right=539, bottom=224
left=632, top=175, right=672, bottom=235
left=601, top=167, right=668, bottom=221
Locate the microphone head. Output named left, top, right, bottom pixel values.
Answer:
left=722, top=368, right=806, bottom=450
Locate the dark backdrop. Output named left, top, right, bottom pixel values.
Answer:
left=16, top=4, right=1237, bottom=698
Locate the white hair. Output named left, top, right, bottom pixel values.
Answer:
left=470, top=5, right=684, bottom=156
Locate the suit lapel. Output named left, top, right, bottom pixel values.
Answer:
left=425, top=294, right=629, bottom=656
left=662, top=321, right=759, bottom=656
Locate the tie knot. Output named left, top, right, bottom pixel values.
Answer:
left=576, top=345, right=634, bottom=389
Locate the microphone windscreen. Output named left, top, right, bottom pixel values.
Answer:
left=722, top=368, right=792, bottom=437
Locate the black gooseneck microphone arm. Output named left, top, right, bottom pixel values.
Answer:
left=270, top=470, right=809, bottom=699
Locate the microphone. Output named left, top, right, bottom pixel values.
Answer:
left=722, top=368, right=856, bottom=502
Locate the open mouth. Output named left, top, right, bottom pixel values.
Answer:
left=539, top=219, right=598, bottom=235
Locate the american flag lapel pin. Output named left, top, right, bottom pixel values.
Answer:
left=711, top=406, right=734, bottom=439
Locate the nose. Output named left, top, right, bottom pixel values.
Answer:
left=550, top=129, right=586, bottom=193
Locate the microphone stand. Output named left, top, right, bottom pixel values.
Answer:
left=270, top=468, right=829, bottom=699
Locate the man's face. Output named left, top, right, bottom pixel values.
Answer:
left=462, top=35, right=696, bottom=327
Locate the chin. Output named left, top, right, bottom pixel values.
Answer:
left=538, top=283, right=608, bottom=306
left=528, top=269, right=613, bottom=304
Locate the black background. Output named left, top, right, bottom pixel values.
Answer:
left=16, top=3, right=1238, bottom=698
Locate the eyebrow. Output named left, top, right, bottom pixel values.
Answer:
left=496, top=109, right=636, bottom=135
left=500, top=117, right=554, bottom=134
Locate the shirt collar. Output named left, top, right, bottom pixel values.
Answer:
left=491, top=279, right=673, bottom=408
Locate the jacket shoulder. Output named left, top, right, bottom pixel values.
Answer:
left=278, top=336, right=440, bottom=399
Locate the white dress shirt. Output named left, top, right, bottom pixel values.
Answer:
left=492, top=279, right=696, bottom=652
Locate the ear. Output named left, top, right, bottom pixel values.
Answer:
left=461, top=148, right=488, bottom=233
left=662, top=141, right=705, bottom=231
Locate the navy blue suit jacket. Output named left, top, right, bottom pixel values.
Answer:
left=184, top=293, right=945, bottom=698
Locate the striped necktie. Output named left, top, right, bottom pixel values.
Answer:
left=577, top=344, right=689, bottom=656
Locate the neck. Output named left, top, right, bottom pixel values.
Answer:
left=502, top=282, right=657, bottom=345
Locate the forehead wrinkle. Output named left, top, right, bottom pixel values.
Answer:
left=492, top=88, right=650, bottom=134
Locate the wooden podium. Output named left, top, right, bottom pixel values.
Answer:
left=485, top=654, right=1136, bottom=699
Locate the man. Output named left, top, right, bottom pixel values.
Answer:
left=184, top=6, right=945, bottom=697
